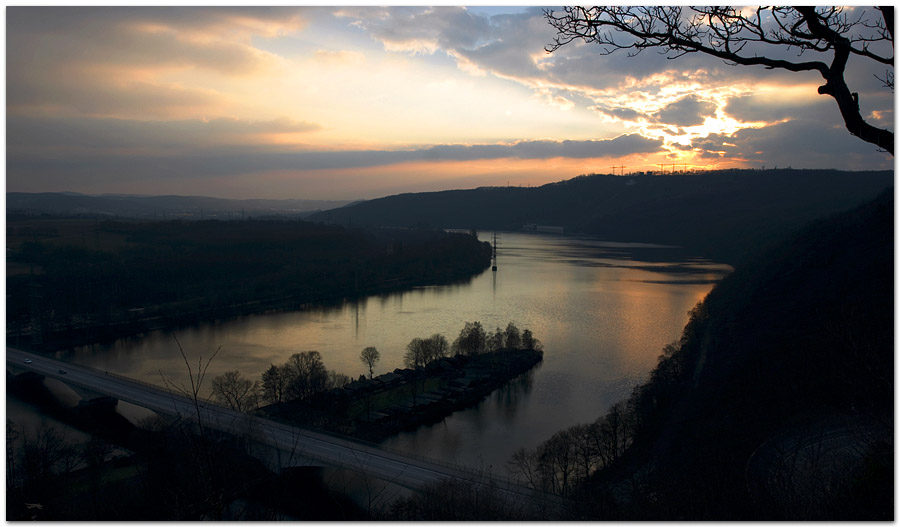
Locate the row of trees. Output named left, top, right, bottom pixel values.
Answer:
left=407, top=322, right=542, bottom=369
left=507, top=401, right=633, bottom=497
left=451, top=321, right=542, bottom=358
left=403, top=334, right=449, bottom=369
left=212, top=321, right=542, bottom=411
left=210, top=351, right=351, bottom=411
left=357, top=321, right=542, bottom=381
left=505, top=303, right=709, bottom=499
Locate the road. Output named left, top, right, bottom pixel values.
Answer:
left=6, top=346, right=564, bottom=514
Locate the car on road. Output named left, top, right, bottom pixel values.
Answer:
left=58, top=369, right=67, bottom=374
left=23, top=359, right=32, bottom=364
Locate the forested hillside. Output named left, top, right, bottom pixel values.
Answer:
left=308, top=169, right=892, bottom=264
left=6, top=218, right=491, bottom=349
left=511, top=189, right=893, bottom=520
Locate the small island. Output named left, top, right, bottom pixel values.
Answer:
left=251, top=321, right=544, bottom=443
left=263, top=347, right=543, bottom=442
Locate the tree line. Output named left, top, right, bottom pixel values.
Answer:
left=506, top=306, right=704, bottom=499
left=6, top=218, right=492, bottom=346
left=505, top=191, right=894, bottom=518
left=207, top=351, right=350, bottom=412
left=401, top=321, right=542, bottom=370
left=209, top=321, right=542, bottom=412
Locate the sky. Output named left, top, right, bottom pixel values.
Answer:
left=5, top=6, right=895, bottom=200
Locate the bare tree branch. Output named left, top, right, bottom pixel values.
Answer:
left=544, top=6, right=894, bottom=155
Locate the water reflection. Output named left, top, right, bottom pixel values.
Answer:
left=60, top=231, right=731, bottom=470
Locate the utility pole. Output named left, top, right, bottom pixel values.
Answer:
left=491, top=232, right=500, bottom=271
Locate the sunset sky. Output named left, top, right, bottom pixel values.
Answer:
left=6, top=6, right=895, bottom=200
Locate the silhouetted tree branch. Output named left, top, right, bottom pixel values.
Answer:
left=545, top=6, right=894, bottom=154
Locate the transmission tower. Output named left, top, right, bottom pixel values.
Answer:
left=491, top=232, right=501, bottom=271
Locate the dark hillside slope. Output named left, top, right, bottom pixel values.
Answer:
left=592, top=189, right=893, bottom=519
left=309, top=169, right=891, bottom=264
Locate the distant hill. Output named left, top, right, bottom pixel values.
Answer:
left=6, top=192, right=352, bottom=219
left=307, top=169, right=892, bottom=264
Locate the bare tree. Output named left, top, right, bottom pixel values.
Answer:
left=593, top=401, right=632, bottom=468
left=452, top=321, right=487, bottom=356
left=360, top=346, right=380, bottom=379
left=260, top=364, right=287, bottom=405
left=504, top=322, right=522, bottom=350
left=545, top=6, right=894, bottom=154
left=158, top=335, right=225, bottom=518
left=211, top=370, right=260, bottom=412
left=487, top=327, right=505, bottom=352
left=283, top=351, right=329, bottom=401
left=19, top=422, right=79, bottom=495
left=404, top=338, right=428, bottom=369
left=522, top=329, right=542, bottom=351
left=329, top=370, right=351, bottom=389
left=423, top=333, right=449, bottom=364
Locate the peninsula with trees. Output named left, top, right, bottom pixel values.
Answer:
left=210, top=321, right=544, bottom=443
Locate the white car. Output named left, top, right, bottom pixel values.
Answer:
left=23, top=359, right=32, bottom=364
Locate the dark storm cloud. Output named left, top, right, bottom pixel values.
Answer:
left=362, top=6, right=494, bottom=51
left=421, top=135, right=662, bottom=161
left=690, top=118, right=893, bottom=170
left=725, top=87, right=895, bottom=131
left=8, top=116, right=322, bottom=152
left=725, top=95, right=798, bottom=123
left=8, top=129, right=665, bottom=188
left=591, top=107, right=644, bottom=121
left=653, top=95, right=718, bottom=127
left=353, top=6, right=720, bottom=91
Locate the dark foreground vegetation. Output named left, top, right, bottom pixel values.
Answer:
left=506, top=189, right=893, bottom=520
left=308, top=168, right=892, bottom=264
left=6, top=217, right=491, bottom=350
left=6, top=376, right=366, bottom=520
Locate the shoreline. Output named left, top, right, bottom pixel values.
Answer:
left=9, top=264, right=489, bottom=354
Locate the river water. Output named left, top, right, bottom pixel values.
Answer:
left=59, top=231, right=730, bottom=472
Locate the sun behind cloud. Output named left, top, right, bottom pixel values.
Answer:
left=5, top=6, right=892, bottom=199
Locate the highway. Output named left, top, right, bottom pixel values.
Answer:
left=6, top=346, right=564, bottom=514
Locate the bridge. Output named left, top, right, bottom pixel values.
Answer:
left=6, top=346, right=565, bottom=516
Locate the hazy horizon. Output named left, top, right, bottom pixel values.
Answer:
left=8, top=165, right=893, bottom=205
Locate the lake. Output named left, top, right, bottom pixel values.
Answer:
left=59, top=231, right=731, bottom=471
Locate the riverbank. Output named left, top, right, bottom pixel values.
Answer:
left=260, top=348, right=544, bottom=443
left=12, top=269, right=489, bottom=353
left=6, top=217, right=492, bottom=352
